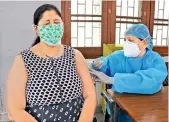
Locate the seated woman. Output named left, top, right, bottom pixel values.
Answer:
left=7, top=4, right=97, bottom=122
left=91, top=24, right=167, bottom=122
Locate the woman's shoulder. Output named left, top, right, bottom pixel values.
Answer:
left=147, top=50, right=162, bottom=58
left=63, top=45, right=75, bottom=54
left=14, top=55, right=24, bottom=61
left=108, top=50, right=125, bottom=60
left=145, top=49, right=164, bottom=62
left=73, top=48, right=83, bottom=57
left=11, top=55, right=25, bottom=70
left=113, top=50, right=124, bottom=56
left=20, top=48, right=30, bottom=55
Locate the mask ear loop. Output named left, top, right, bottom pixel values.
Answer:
left=35, top=25, right=40, bottom=36
left=136, top=37, right=147, bottom=54
left=141, top=35, right=150, bottom=50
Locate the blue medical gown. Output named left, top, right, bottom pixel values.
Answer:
left=97, top=50, right=167, bottom=122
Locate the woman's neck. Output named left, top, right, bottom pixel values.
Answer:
left=38, top=41, right=63, bottom=57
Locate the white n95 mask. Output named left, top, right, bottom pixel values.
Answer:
left=123, top=40, right=141, bottom=57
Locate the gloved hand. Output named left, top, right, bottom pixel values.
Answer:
left=91, top=58, right=104, bottom=70
left=92, top=75, right=102, bottom=83
left=89, top=69, right=114, bottom=84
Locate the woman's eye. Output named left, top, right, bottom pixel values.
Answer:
left=128, top=39, right=133, bottom=42
left=54, top=21, right=60, bottom=24
left=44, top=23, right=49, bottom=25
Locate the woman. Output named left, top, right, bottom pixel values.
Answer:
left=91, top=24, right=167, bottom=122
left=7, top=4, right=97, bottom=122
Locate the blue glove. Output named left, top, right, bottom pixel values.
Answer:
left=92, top=58, right=104, bottom=70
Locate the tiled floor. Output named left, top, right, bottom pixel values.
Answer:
left=96, top=112, right=105, bottom=122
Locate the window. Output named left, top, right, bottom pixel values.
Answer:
left=115, top=0, right=142, bottom=44
left=62, top=0, right=168, bottom=58
left=62, top=1, right=104, bottom=58
left=153, top=0, right=169, bottom=46
left=71, top=0, right=102, bottom=47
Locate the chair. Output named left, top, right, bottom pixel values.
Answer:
left=101, top=91, right=120, bottom=122
left=100, top=44, right=123, bottom=122
left=163, top=62, right=168, bottom=86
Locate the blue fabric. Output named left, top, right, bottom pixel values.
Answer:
left=124, top=24, right=153, bottom=50
left=118, top=110, right=132, bottom=122
left=98, top=50, right=167, bottom=122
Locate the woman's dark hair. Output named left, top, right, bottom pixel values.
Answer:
left=32, top=4, right=62, bottom=47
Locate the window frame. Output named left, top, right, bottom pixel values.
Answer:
left=61, top=1, right=168, bottom=58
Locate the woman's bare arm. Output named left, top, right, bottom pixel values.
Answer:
left=6, top=55, right=37, bottom=122
left=74, top=49, right=97, bottom=122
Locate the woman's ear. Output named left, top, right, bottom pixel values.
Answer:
left=142, top=40, right=148, bottom=48
left=33, top=25, right=38, bottom=35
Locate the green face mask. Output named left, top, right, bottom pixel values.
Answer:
left=38, top=24, right=64, bottom=46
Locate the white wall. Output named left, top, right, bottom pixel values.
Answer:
left=0, top=1, right=61, bottom=84
left=0, top=1, right=61, bottom=118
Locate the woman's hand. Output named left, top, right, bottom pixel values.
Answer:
left=91, top=58, right=104, bottom=70
left=90, top=69, right=114, bottom=84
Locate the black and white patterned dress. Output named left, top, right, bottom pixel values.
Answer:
left=21, top=45, right=84, bottom=122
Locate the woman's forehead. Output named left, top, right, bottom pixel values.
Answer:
left=125, top=36, right=143, bottom=43
left=125, top=36, right=141, bottom=40
left=125, top=36, right=135, bottom=39
left=41, top=10, right=61, bottom=20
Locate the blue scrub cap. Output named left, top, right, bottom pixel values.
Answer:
left=124, top=24, right=153, bottom=49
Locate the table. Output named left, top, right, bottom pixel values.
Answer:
left=107, top=86, right=168, bottom=122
